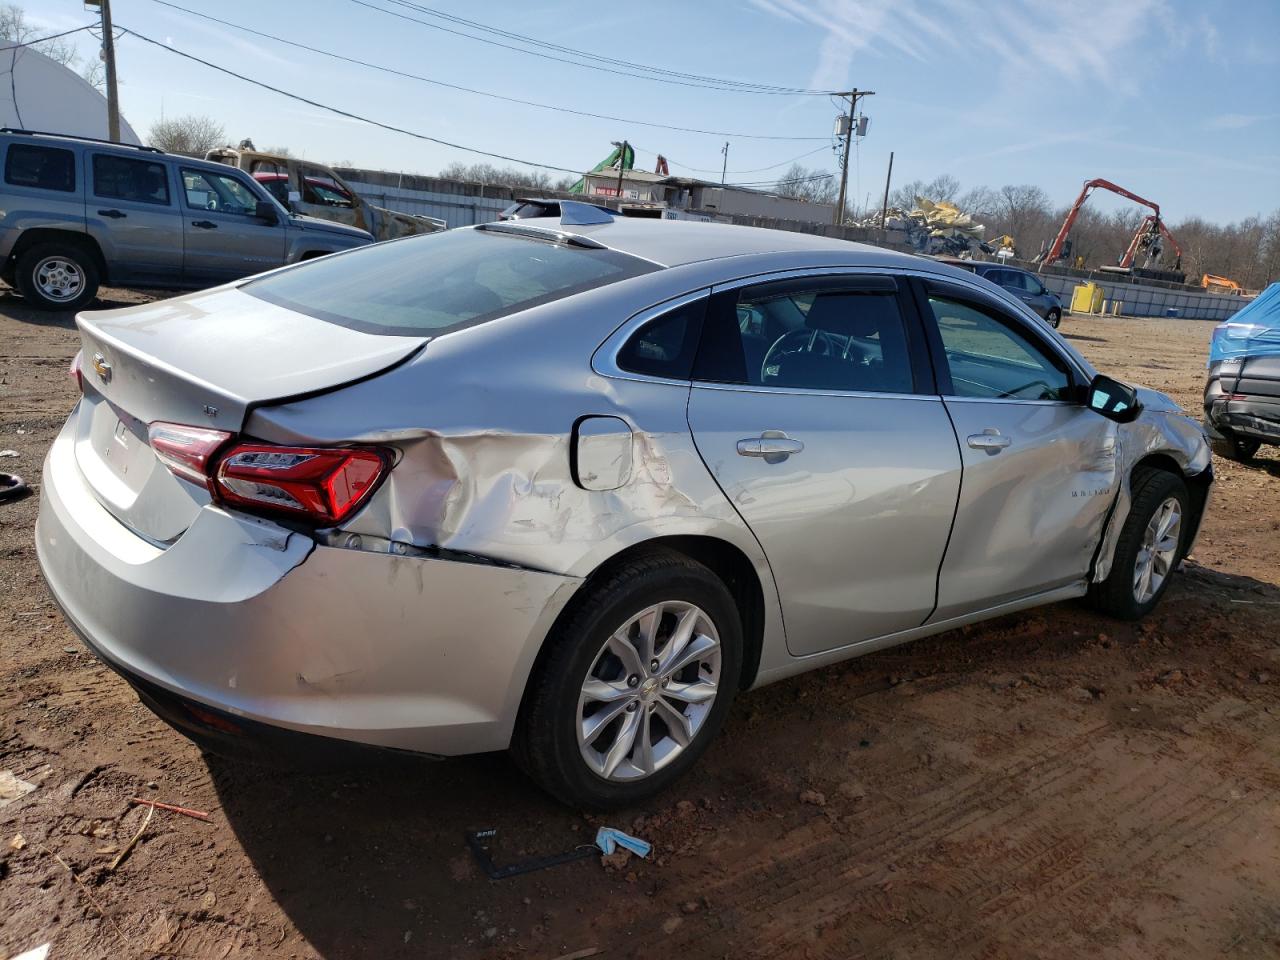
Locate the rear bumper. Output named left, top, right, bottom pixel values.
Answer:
left=1205, top=395, right=1280, bottom=444
left=35, top=419, right=581, bottom=757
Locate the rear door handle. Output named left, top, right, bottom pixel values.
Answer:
left=97, top=209, right=126, bottom=219
left=737, top=431, right=804, bottom=463
left=191, top=220, right=217, bottom=229
left=967, top=430, right=1012, bottom=453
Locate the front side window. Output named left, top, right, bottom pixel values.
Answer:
left=696, top=281, right=915, bottom=394
left=181, top=168, right=260, bottom=215
left=92, top=154, right=170, bottom=205
left=244, top=227, right=658, bottom=336
left=301, top=165, right=355, bottom=208
left=5, top=144, right=75, bottom=192
left=928, top=297, right=1071, bottom=400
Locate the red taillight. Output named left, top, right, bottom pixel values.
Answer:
left=212, top=443, right=387, bottom=525
left=70, top=351, right=83, bottom=393
left=148, top=422, right=233, bottom=490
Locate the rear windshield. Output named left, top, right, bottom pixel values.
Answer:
left=243, top=228, right=658, bottom=336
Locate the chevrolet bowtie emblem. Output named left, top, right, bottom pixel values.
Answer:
left=92, top=352, right=112, bottom=383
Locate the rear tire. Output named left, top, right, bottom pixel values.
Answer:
left=1211, top=435, right=1261, bottom=462
left=1088, top=468, right=1190, bottom=620
left=512, top=550, right=742, bottom=809
left=15, top=242, right=100, bottom=311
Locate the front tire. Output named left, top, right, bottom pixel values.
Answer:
left=1046, top=308, right=1061, bottom=328
left=15, top=242, right=100, bottom=311
left=512, top=550, right=742, bottom=809
left=1211, top=434, right=1261, bottom=462
left=1088, top=468, right=1190, bottom=620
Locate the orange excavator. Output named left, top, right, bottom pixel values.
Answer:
left=1041, top=178, right=1182, bottom=274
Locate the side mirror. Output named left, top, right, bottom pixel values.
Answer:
left=255, top=200, right=280, bottom=224
left=1085, top=374, right=1142, bottom=423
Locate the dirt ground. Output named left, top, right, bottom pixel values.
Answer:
left=2, top=288, right=1279, bottom=960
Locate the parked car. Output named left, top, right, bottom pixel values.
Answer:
left=1203, top=281, right=1280, bottom=460
left=205, top=145, right=445, bottom=241
left=0, top=129, right=373, bottom=309
left=37, top=207, right=1212, bottom=808
left=935, top=257, right=1064, bottom=327
left=500, top=197, right=616, bottom=221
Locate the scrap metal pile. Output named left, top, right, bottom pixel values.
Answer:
left=857, top=196, right=989, bottom=257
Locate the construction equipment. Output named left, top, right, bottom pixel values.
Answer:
left=568, top=143, right=635, bottom=195
left=1120, top=214, right=1183, bottom=270
left=988, top=234, right=1017, bottom=259
left=1202, top=273, right=1244, bottom=295
left=1041, top=178, right=1182, bottom=276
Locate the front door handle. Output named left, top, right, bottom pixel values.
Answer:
left=967, top=429, right=1012, bottom=454
left=191, top=220, right=218, bottom=229
left=97, top=209, right=126, bottom=219
left=737, top=431, right=804, bottom=463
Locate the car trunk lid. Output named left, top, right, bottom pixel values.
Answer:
left=72, top=286, right=426, bottom=542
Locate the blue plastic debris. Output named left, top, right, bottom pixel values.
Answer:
left=595, top=826, right=652, bottom=859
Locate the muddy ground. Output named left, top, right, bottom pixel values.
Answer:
left=2, top=288, right=1279, bottom=960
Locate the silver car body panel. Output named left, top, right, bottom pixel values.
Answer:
left=38, top=219, right=1212, bottom=757
left=38, top=416, right=580, bottom=754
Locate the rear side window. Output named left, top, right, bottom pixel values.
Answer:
left=5, top=144, right=75, bottom=192
left=244, top=228, right=659, bottom=336
left=93, top=154, right=171, bottom=205
left=696, top=280, right=916, bottom=394
left=617, top=298, right=706, bottom=379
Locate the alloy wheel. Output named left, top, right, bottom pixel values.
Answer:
left=1133, top=496, right=1181, bottom=604
left=576, top=601, right=721, bottom=782
left=34, top=256, right=84, bottom=303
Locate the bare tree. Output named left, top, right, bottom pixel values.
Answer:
left=773, top=164, right=838, bottom=205
left=148, top=115, right=226, bottom=157
left=0, top=3, right=76, bottom=64
left=439, top=161, right=560, bottom=191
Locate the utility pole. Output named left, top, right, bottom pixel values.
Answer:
left=720, top=141, right=728, bottom=185
left=880, top=150, right=894, bottom=227
left=614, top=139, right=629, bottom=202
left=832, top=89, right=874, bottom=226
left=95, top=0, right=121, bottom=142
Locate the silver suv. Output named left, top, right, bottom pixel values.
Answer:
left=0, top=129, right=373, bottom=309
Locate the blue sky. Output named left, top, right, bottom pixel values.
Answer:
left=32, top=0, right=1280, bottom=223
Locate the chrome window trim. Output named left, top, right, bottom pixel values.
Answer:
left=689, top=381, right=941, bottom=402
left=592, top=264, right=1091, bottom=394
left=591, top=288, right=711, bottom=386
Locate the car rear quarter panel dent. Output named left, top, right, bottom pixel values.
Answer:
left=1092, top=399, right=1212, bottom=582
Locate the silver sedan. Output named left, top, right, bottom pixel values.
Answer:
left=37, top=205, right=1212, bottom=807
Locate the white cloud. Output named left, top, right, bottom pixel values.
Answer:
left=750, top=0, right=1179, bottom=93
left=1206, top=112, right=1273, bottom=130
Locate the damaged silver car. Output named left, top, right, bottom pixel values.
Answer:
left=36, top=205, right=1212, bottom=807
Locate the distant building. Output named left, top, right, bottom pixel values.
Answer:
left=579, top=168, right=835, bottom=224
left=0, top=41, right=141, bottom=144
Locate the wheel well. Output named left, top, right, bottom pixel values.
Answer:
left=537, top=536, right=767, bottom=694
left=299, top=250, right=329, bottom=261
left=1131, top=453, right=1211, bottom=537
left=10, top=229, right=108, bottom=282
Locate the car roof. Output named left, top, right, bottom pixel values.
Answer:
left=513, top=215, right=928, bottom=270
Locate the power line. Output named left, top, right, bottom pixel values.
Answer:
left=1, top=23, right=95, bottom=51
left=349, top=0, right=832, bottom=96
left=378, top=0, right=833, bottom=95
left=637, top=143, right=833, bottom=177
left=121, top=28, right=837, bottom=196
left=147, top=0, right=826, bottom=142
left=118, top=27, right=586, bottom=175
